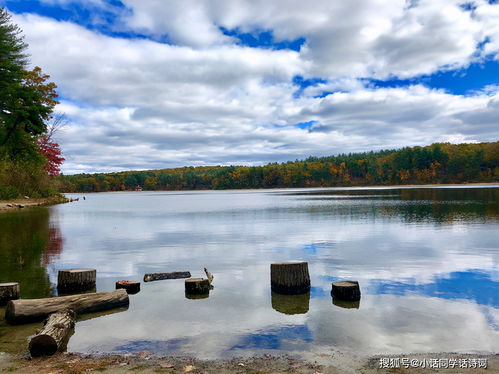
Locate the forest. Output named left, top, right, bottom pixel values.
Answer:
left=60, top=141, right=499, bottom=192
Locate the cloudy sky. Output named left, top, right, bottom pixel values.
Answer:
left=2, top=0, right=499, bottom=174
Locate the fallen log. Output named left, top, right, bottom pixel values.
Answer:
left=0, top=282, right=20, bottom=305
left=5, top=289, right=129, bottom=325
left=29, top=310, right=76, bottom=357
left=270, top=262, right=310, bottom=295
left=58, top=268, right=96, bottom=294
left=143, top=271, right=191, bottom=282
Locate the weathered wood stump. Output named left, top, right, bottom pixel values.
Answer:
left=270, top=262, right=310, bottom=294
left=185, top=278, right=210, bottom=295
left=28, top=310, right=76, bottom=357
left=271, top=291, right=310, bottom=315
left=332, top=298, right=360, bottom=309
left=57, top=268, right=96, bottom=294
left=116, top=280, right=140, bottom=294
left=5, top=289, right=129, bottom=325
left=143, top=271, right=191, bottom=282
left=0, top=282, right=20, bottom=305
left=331, top=281, right=361, bottom=301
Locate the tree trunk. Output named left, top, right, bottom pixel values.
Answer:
left=57, top=268, right=96, bottom=294
left=5, top=289, right=129, bottom=325
left=185, top=278, right=210, bottom=295
left=270, top=262, right=310, bottom=294
left=143, top=271, right=191, bottom=282
left=331, top=281, right=361, bottom=301
left=116, top=280, right=140, bottom=294
left=28, top=310, right=76, bottom=357
left=0, top=282, right=20, bottom=305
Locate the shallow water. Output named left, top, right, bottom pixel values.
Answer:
left=0, top=186, right=498, bottom=358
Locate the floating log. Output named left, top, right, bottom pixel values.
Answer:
left=28, top=310, right=76, bottom=357
left=270, top=262, right=310, bottom=294
left=331, top=281, right=361, bottom=301
left=0, top=282, right=20, bottom=306
left=271, top=291, right=310, bottom=315
left=332, top=298, right=360, bottom=309
left=185, top=278, right=210, bottom=295
left=143, top=271, right=191, bottom=282
left=5, top=289, right=129, bottom=325
left=57, top=268, right=96, bottom=294
left=116, top=280, right=140, bottom=294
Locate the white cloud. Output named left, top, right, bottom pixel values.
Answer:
left=8, top=3, right=499, bottom=173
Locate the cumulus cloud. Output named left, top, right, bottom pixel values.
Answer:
left=7, top=2, right=499, bottom=173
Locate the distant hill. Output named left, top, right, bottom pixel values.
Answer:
left=59, top=141, right=499, bottom=192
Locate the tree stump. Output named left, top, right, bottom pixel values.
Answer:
left=0, top=282, right=20, bottom=305
left=271, top=291, right=310, bottom=315
left=5, top=289, right=129, bottom=325
left=331, top=281, right=361, bottom=301
left=185, top=278, right=210, bottom=295
left=58, top=269, right=96, bottom=294
left=143, top=271, right=191, bottom=282
left=332, top=298, right=360, bottom=309
left=28, top=310, right=76, bottom=357
left=270, top=262, right=310, bottom=294
left=116, top=280, right=140, bottom=294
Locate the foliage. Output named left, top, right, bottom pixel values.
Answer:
left=0, top=7, right=63, bottom=199
left=59, top=141, right=499, bottom=193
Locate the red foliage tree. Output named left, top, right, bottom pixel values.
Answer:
left=37, top=135, right=64, bottom=176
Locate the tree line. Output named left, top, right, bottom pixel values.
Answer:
left=60, top=141, right=499, bottom=193
left=0, top=8, right=63, bottom=200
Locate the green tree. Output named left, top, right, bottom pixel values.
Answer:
left=0, top=8, right=58, bottom=160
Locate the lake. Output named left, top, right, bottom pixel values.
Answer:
left=0, top=186, right=498, bottom=359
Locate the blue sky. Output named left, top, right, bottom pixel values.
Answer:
left=1, top=0, right=499, bottom=173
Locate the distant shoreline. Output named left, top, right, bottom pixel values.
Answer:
left=63, top=182, right=499, bottom=195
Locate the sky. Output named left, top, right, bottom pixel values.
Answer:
left=1, top=0, right=499, bottom=174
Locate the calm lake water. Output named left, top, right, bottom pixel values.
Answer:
left=1, top=186, right=498, bottom=358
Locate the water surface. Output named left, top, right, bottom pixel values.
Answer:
left=0, top=186, right=498, bottom=358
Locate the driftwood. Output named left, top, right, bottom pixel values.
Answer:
left=58, top=268, right=96, bottom=294
left=204, top=268, right=214, bottom=285
left=143, top=271, right=191, bottom=282
left=29, top=310, right=76, bottom=357
left=185, top=278, right=210, bottom=295
left=116, top=280, right=140, bottom=294
left=0, top=282, right=20, bottom=305
left=331, top=281, right=361, bottom=301
left=5, top=289, right=129, bottom=325
left=270, top=262, right=310, bottom=294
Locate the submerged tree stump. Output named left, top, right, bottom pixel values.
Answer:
left=28, top=310, right=76, bottom=357
left=143, top=271, right=191, bottom=282
left=185, top=278, right=210, bottom=295
left=270, top=262, right=310, bottom=294
left=332, top=298, right=360, bottom=309
left=331, top=281, right=361, bottom=301
left=5, top=289, right=129, bottom=325
left=271, top=291, right=310, bottom=315
left=57, top=269, right=96, bottom=294
left=0, top=282, right=20, bottom=305
left=116, top=280, right=140, bottom=294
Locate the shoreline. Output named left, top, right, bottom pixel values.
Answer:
left=63, top=181, right=499, bottom=195
left=0, top=351, right=496, bottom=373
left=0, top=195, right=69, bottom=212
